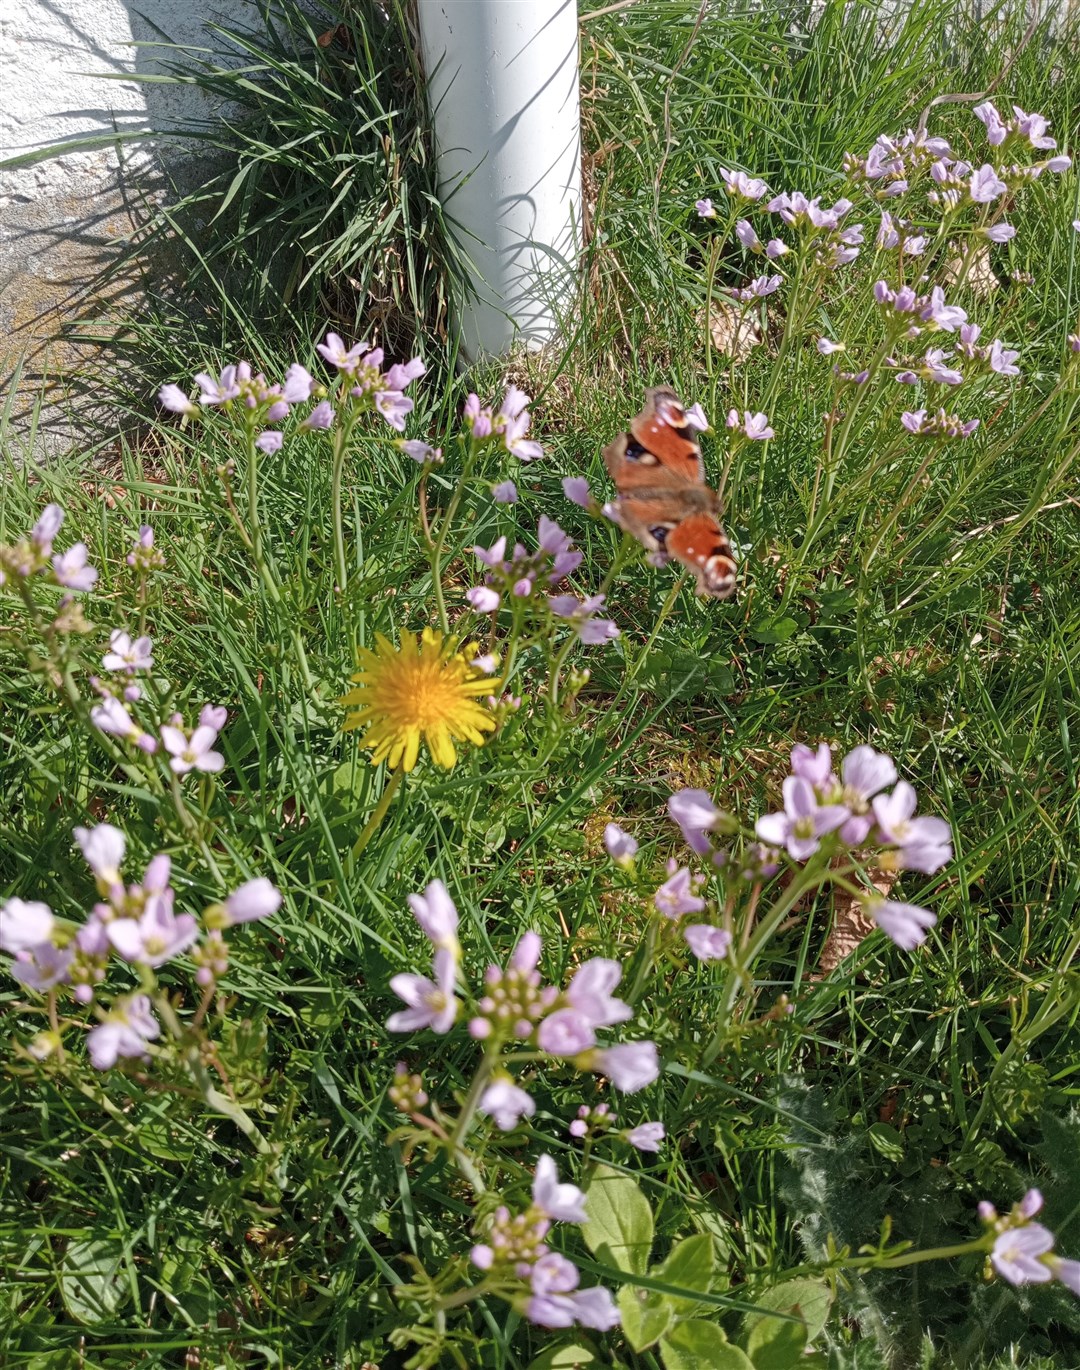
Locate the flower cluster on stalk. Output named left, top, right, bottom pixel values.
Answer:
left=383, top=881, right=662, bottom=1330
left=0, top=504, right=98, bottom=594
left=159, top=329, right=425, bottom=444
left=667, top=741, right=953, bottom=952
left=463, top=384, right=544, bottom=462
left=386, top=881, right=660, bottom=1095
left=470, top=1156, right=619, bottom=1330
left=1, top=824, right=281, bottom=1067
left=467, top=517, right=620, bottom=645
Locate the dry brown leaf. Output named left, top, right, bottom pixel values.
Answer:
left=813, top=868, right=897, bottom=978
left=943, top=242, right=999, bottom=298
left=703, top=300, right=762, bottom=363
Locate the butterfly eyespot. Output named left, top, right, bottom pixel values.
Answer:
left=648, top=525, right=671, bottom=548
left=625, top=440, right=658, bottom=465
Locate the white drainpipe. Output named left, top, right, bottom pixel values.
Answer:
left=416, top=0, right=582, bottom=362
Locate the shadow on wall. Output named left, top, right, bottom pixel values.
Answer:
left=0, top=0, right=249, bottom=456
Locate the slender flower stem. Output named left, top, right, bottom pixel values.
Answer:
left=445, top=1052, right=495, bottom=1194
left=783, top=1237, right=989, bottom=1283
left=152, top=990, right=272, bottom=1156
left=245, top=425, right=263, bottom=571
left=698, top=864, right=823, bottom=1073
left=350, top=766, right=404, bottom=862
left=418, top=466, right=434, bottom=547
left=191, top=981, right=217, bottom=1031
left=547, top=632, right=580, bottom=713
left=18, top=583, right=163, bottom=793
left=240, top=424, right=317, bottom=694
left=330, top=415, right=357, bottom=593
left=430, top=441, right=480, bottom=635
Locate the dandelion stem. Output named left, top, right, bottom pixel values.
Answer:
left=350, top=766, right=404, bottom=863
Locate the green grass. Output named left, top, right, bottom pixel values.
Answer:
left=2, top=0, right=1080, bottom=1366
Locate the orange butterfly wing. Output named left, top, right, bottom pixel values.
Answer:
left=604, top=386, right=737, bottom=600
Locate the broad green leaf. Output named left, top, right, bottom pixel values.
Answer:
left=527, top=1345, right=599, bottom=1370
left=749, top=617, right=799, bottom=644
left=742, top=1278, right=833, bottom=1349
left=582, top=1164, right=654, bottom=1275
left=652, top=1233, right=715, bottom=1312
left=661, top=1320, right=753, bottom=1370
left=744, top=1309, right=807, bottom=1370
left=867, top=1121, right=905, bottom=1164
left=60, top=1237, right=127, bottom=1325
left=618, top=1283, right=676, bottom=1351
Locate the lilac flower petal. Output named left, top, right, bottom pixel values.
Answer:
left=226, top=878, right=282, bottom=924
left=868, top=899, right=937, bottom=951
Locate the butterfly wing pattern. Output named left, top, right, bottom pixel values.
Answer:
left=602, top=387, right=737, bottom=600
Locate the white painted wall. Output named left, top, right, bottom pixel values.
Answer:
left=0, top=0, right=238, bottom=446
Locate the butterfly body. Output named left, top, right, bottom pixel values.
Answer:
left=603, top=386, right=737, bottom=599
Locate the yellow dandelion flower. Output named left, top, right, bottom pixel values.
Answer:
left=340, top=628, right=496, bottom=772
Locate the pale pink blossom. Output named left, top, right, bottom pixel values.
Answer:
left=562, top=476, right=592, bottom=508
left=160, top=723, right=225, bottom=776
left=593, top=1040, right=659, bottom=1092
left=387, top=948, right=458, bottom=1033
left=74, top=823, right=126, bottom=884
left=107, top=898, right=198, bottom=967
left=532, top=1154, right=588, bottom=1222
left=159, top=384, right=198, bottom=416
left=626, top=1121, right=665, bottom=1152
left=684, top=925, right=732, bottom=961
left=10, top=941, right=73, bottom=991
left=867, top=898, right=937, bottom=951
left=0, top=899, right=55, bottom=954
left=603, top=823, right=638, bottom=865
left=52, top=543, right=98, bottom=591
left=756, top=776, right=848, bottom=860
left=87, top=994, right=160, bottom=1069
left=102, top=630, right=153, bottom=674
left=316, top=332, right=368, bottom=372
left=225, top=878, right=282, bottom=924
left=299, top=400, right=334, bottom=432
left=282, top=363, right=315, bottom=402
left=654, top=865, right=706, bottom=918
left=479, top=1079, right=536, bottom=1130
left=406, top=879, right=459, bottom=953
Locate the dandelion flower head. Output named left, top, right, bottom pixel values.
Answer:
left=341, top=628, right=496, bottom=772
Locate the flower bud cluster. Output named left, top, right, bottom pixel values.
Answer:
left=469, top=1156, right=620, bottom=1331
left=159, top=330, right=425, bottom=447
left=389, top=1063, right=429, bottom=1114
left=466, top=518, right=620, bottom=645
